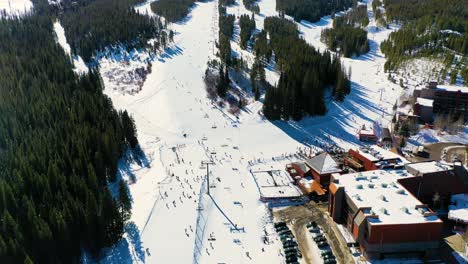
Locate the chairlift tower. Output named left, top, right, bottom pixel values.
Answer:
left=201, top=160, right=215, bottom=195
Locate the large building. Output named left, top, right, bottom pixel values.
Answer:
left=400, top=161, right=468, bottom=209
left=329, top=170, right=443, bottom=259
left=344, top=145, right=407, bottom=171
left=413, top=82, right=468, bottom=122
left=329, top=161, right=468, bottom=260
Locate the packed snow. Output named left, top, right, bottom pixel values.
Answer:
left=0, top=0, right=32, bottom=17
left=97, top=0, right=416, bottom=263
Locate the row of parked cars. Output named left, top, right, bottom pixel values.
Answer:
left=274, top=222, right=301, bottom=264
left=306, top=221, right=337, bottom=264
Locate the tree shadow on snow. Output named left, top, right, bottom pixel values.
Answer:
left=353, top=39, right=381, bottom=61
left=157, top=45, right=184, bottom=63
left=299, top=16, right=331, bottom=29
left=270, top=81, right=387, bottom=148
left=96, top=222, right=145, bottom=264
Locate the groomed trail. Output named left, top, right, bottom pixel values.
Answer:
left=100, top=0, right=403, bottom=263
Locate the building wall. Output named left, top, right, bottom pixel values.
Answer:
left=413, top=104, right=433, bottom=123
left=329, top=183, right=344, bottom=221
left=311, top=169, right=332, bottom=186
left=366, top=222, right=443, bottom=244
left=433, top=90, right=468, bottom=120
left=348, top=149, right=378, bottom=171
left=418, top=88, right=436, bottom=99
left=398, top=171, right=467, bottom=208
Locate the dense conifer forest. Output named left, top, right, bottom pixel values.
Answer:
left=58, top=0, right=160, bottom=62
left=219, top=0, right=236, bottom=6
left=242, top=0, right=260, bottom=13
left=239, top=14, right=256, bottom=49
left=151, top=0, right=197, bottom=23
left=262, top=17, right=351, bottom=120
left=218, top=5, right=235, bottom=65
left=0, top=7, right=135, bottom=264
left=380, top=0, right=467, bottom=77
left=276, top=0, right=356, bottom=23
left=321, top=5, right=369, bottom=58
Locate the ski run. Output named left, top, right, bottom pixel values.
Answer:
left=48, top=0, right=460, bottom=263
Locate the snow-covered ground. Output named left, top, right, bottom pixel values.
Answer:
left=0, top=0, right=32, bottom=17
left=405, top=127, right=468, bottom=154
left=52, top=21, right=89, bottom=75
left=97, top=0, right=413, bottom=263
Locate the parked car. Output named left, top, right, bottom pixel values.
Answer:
left=279, top=229, right=293, bottom=235
left=276, top=225, right=288, bottom=232
left=281, top=237, right=295, bottom=243
left=274, top=222, right=286, bottom=228
left=324, top=258, right=336, bottom=264
left=308, top=227, right=321, bottom=233
left=312, top=232, right=323, bottom=238
left=286, top=256, right=298, bottom=263
left=283, top=241, right=297, bottom=248
left=306, top=221, right=317, bottom=228
left=284, top=247, right=297, bottom=254
left=317, top=241, right=328, bottom=248
left=314, top=236, right=326, bottom=243
left=283, top=245, right=297, bottom=250
left=321, top=249, right=333, bottom=257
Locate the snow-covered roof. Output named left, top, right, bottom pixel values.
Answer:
left=355, top=145, right=408, bottom=164
left=416, top=97, right=433, bottom=107
left=449, top=193, right=468, bottom=223
left=436, top=85, right=468, bottom=93
left=305, top=152, right=342, bottom=174
left=334, top=170, right=442, bottom=225
left=406, top=161, right=452, bottom=175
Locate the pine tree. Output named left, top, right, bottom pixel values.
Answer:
left=254, top=86, right=260, bottom=101
left=24, top=255, right=34, bottom=264
left=118, top=180, right=132, bottom=223
left=121, top=110, right=139, bottom=149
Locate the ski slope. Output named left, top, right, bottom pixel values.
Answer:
left=53, top=21, right=89, bottom=75
left=99, top=0, right=405, bottom=263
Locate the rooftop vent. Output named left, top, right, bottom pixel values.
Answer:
left=396, top=189, right=406, bottom=195
left=356, top=184, right=364, bottom=189
left=381, top=183, right=388, bottom=188
left=353, top=194, right=362, bottom=201
left=379, top=195, right=387, bottom=202
left=368, top=183, right=375, bottom=189
left=380, top=208, right=388, bottom=215
left=401, top=207, right=410, bottom=214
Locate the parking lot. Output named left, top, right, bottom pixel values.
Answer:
left=273, top=203, right=355, bottom=264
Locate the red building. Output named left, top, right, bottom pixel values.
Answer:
left=344, top=145, right=406, bottom=171
left=400, top=161, right=468, bottom=209
left=358, top=126, right=378, bottom=142
left=329, top=170, right=443, bottom=260
left=286, top=152, right=341, bottom=195
left=304, top=152, right=342, bottom=187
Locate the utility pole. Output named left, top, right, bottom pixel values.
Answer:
left=202, top=160, right=215, bottom=195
